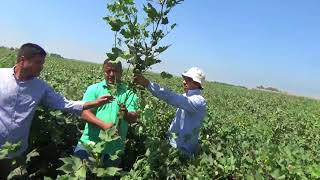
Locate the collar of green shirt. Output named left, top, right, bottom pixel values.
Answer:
left=102, top=80, right=127, bottom=93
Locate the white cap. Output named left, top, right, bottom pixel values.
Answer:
left=182, top=67, right=205, bottom=87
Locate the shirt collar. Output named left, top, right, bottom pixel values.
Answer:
left=102, top=80, right=108, bottom=88
left=102, top=80, right=126, bottom=91
left=186, top=89, right=202, bottom=96
left=12, top=65, right=36, bottom=81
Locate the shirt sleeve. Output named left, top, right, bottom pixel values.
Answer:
left=41, top=84, right=84, bottom=115
left=82, top=84, right=99, bottom=113
left=147, top=81, right=205, bottom=113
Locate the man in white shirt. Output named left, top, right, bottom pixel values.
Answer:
left=0, top=43, right=112, bottom=178
left=134, top=67, right=207, bottom=156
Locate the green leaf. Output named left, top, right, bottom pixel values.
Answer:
left=112, top=47, right=123, bottom=56
left=120, top=29, right=132, bottom=39
left=99, top=127, right=121, bottom=142
left=309, top=164, right=320, bottom=178
left=143, top=3, right=158, bottom=20
left=109, top=150, right=122, bottom=161
left=0, top=149, right=8, bottom=159
left=7, top=166, right=27, bottom=179
left=171, top=23, right=177, bottom=29
left=155, top=45, right=170, bottom=54
left=109, top=154, right=119, bottom=161
left=88, top=156, right=97, bottom=163
left=26, top=149, right=39, bottom=163
left=57, top=156, right=83, bottom=174
left=0, top=141, right=21, bottom=159
left=75, top=165, right=86, bottom=178
left=59, top=157, right=74, bottom=165
left=255, top=171, right=264, bottom=180
left=170, top=132, right=178, bottom=140
left=245, top=174, right=254, bottom=180
left=94, top=168, right=106, bottom=177
left=120, top=51, right=133, bottom=60
left=107, top=47, right=123, bottom=61
left=56, top=175, right=78, bottom=180
left=271, top=169, right=283, bottom=179
left=57, top=164, right=74, bottom=174
left=93, top=167, right=121, bottom=177
left=104, top=16, right=123, bottom=31
left=145, top=56, right=160, bottom=66
left=167, top=0, right=184, bottom=8
left=92, top=142, right=105, bottom=154
left=145, top=148, right=151, bottom=157
left=73, top=156, right=83, bottom=170
left=163, top=9, right=170, bottom=16
left=161, top=17, right=169, bottom=25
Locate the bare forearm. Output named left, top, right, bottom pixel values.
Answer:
left=83, top=101, right=96, bottom=110
left=82, top=95, right=113, bottom=110
left=81, top=110, right=113, bottom=130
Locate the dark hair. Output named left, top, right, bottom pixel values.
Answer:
left=17, top=43, right=47, bottom=62
left=103, top=59, right=122, bottom=69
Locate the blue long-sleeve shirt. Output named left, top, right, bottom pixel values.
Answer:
left=0, top=67, right=84, bottom=158
left=147, top=82, right=207, bottom=154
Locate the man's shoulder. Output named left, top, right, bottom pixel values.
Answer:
left=28, top=78, right=51, bottom=91
left=85, top=81, right=105, bottom=92
left=189, top=94, right=206, bottom=106
left=89, top=81, right=105, bottom=88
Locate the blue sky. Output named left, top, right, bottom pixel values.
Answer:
left=0, top=0, right=319, bottom=98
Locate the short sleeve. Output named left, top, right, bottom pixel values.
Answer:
left=82, top=84, right=99, bottom=113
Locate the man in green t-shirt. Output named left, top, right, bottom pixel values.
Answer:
left=74, top=59, right=138, bottom=167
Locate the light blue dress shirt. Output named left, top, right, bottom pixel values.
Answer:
left=147, top=82, right=207, bottom=154
left=0, top=67, right=84, bottom=158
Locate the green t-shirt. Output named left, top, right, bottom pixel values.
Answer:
left=79, top=80, right=138, bottom=155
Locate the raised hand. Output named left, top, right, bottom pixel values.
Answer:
left=133, top=74, right=150, bottom=87
left=95, top=95, right=114, bottom=107
left=83, top=95, right=114, bottom=110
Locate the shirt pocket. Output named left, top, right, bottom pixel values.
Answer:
left=14, top=93, right=38, bottom=124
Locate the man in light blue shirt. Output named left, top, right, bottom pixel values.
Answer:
left=0, top=43, right=113, bottom=177
left=134, top=67, right=207, bottom=156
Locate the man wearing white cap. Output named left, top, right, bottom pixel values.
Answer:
left=134, top=67, right=207, bottom=156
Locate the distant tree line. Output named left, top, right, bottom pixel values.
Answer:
left=256, top=85, right=280, bottom=92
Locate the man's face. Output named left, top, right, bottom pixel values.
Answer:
left=21, top=55, right=45, bottom=78
left=103, top=63, right=122, bottom=85
left=183, top=76, right=199, bottom=92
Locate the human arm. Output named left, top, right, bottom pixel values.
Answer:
left=83, top=95, right=113, bottom=110
left=118, top=103, right=138, bottom=124
left=41, top=84, right=113, bottom=115
left=81, top=109, right=113, bottom=130
left=133, top=74, right=205, bottom=112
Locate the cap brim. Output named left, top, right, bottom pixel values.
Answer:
left=182, top=73, right=204, bottom=90
left=182, top=73, right=192, bottom=79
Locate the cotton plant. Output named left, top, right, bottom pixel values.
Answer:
left=56, top=0, right=183, bottom=178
